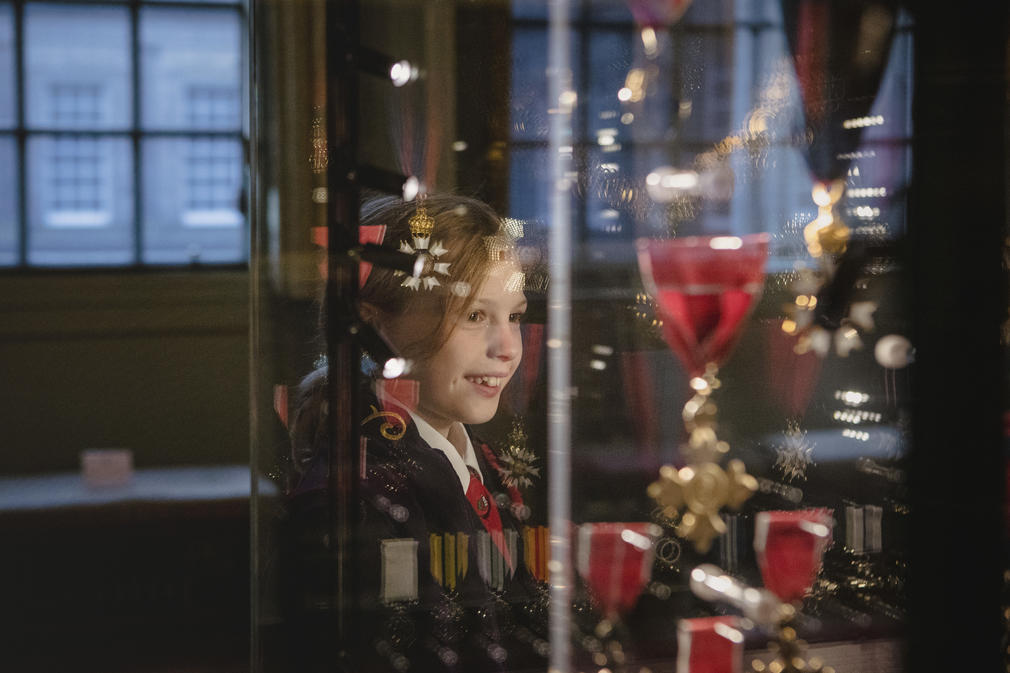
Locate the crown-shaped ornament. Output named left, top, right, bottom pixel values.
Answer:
left=396, top=198, right=451, bottom=291
left=408, top=202, right=435, bottom=240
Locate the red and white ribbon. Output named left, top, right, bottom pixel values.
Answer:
left=676, top=615, right=743, bottom=673
left=754, top=509, right=833, bottom=603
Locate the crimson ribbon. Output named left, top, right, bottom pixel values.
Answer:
left=310, top=224, right=386, bottom=287
left=754, top=509, right=833, bottom=603
left=763, top=320, right=823, bottom=418
left=375, top=378, right=420, bottom=414
left=273, top=384, right=289, bottom=429
left=577, top=522, right=657, bottom=618
left=636, top=236, right=769, bottom=377
left=780, top=0, right=898, bottom=182
left=676, top=616, right=743, bottom=673
left=620, top=351, right=660, bottom=456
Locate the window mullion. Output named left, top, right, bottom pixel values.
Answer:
left=15, top=0, right=26, bottom=267
left=576, top=1, right=590, bottom=250
left=131, top=0, right=142, bottom=265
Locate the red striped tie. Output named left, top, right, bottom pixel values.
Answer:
left=465, top=467, right=513, bottom=570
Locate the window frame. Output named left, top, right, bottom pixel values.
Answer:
left=1, top=0, right=248, bottom=270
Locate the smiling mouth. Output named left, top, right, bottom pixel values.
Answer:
left=466, top=375, right=505, bottom=388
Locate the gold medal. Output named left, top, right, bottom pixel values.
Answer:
left=648, top=459, right=756, bottom=553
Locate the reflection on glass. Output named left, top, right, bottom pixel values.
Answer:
left=511, top=28, right=551, bottom=142
left=584, top=147, right=644, bottom=241
left=587, top=0, right=635, bottom=23
left=586, top=29, right=632, bottom=138
left=142, top=137, right=244, bottom=264
left=25, top=3, right=131, bottom=130
left=510, top=27, right=582, bottom=142
left=0, top=134, right=16, bottom=265
left=283, top=195, right=550, bottom=671
left=679, top=32, right=735, bottom=143
left=507, top=147, right=551, bottom=228
left=26, top=135, right=133, bottom=266
left=863, top=21, right=912, bottom=143
left=249, top=1, right=922, bottom=671
left=140, top=6, right=242, bottom=131
left=679, top=0, right=734, bottom=25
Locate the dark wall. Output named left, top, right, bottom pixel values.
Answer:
left=0, top=270, right=249, bottom=475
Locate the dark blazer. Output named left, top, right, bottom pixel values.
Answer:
left=285, top=373, right=549, bottom=673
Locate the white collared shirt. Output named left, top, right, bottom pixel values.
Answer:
left=407, top=410, right=484, bottom=493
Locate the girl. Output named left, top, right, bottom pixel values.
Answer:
left=287, top=193, right=547, bottom=673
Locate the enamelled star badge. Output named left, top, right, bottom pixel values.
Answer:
left=396, top=199, right=451, bottom=291
left=497, top=417, right=541, bottom=490
left=773, top=420, right=815, bottom=483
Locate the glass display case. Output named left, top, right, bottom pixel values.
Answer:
left=249, top=2, right=1008, bottom=672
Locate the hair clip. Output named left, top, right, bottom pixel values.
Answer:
left=396, top=199, right=451, bottom=291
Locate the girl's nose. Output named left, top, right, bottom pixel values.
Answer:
left=490, top=323, right=521, bottom=361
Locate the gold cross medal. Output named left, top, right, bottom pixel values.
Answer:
left=647, top=371, right=757, bottom=553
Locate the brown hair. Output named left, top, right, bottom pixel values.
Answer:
left=359, top=193, right=509, bottom=362
left=291, top=193, right=512, bottom=476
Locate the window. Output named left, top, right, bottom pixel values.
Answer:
left=507, top=0, right=912, bottom=271
left=186, top=85, right=239, bottom=130
left=184, top=137, right=242, bottom=225
left=1, top=0, right=246, bottom=268
left=181, top=86, right=242, bottom=228
left=50, top=83, right=102, bottom=127
left=48, top=137, right=104, bottom=217
left=45, top=84, right=109, bottom=228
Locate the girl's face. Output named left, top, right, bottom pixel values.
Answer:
left=382, top=261, right=527, bottom=436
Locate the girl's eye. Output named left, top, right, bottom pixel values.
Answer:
left=509, top=312, right=525, bottom=323
left=467, top=311, right=484, bottom=322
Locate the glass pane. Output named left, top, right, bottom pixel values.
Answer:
left=24, top=3, right=131, bottom=131
left=747, top=23, right=802, bottom=141
left=146, top=0, right=241, bottom=4
left=511, top=27, right=581, bottom=142
left=0, top=133, right=16, bottom=265
left=586, top=0, right=634, bottom=23
left=679, top=31, right=736, bottom=144
left=248, top=2, right=982, bottom=672
left=835, top=143, right=909, bottom=247
left=740, top=143, right=814, bottom=268
left=682, top=0, right=735, bottom=25
left=0, top=3, right=15, bottom=128
left=26, top=134, right=133, bottom=265
left=586, top=29, right=633, bottom=139
left=142, top=137, right=245, bottom=264
left=511, top=0, right=548, bottom=21
left=863, top=25, right=913, bottom=142
left=507, top=146, right=550, bottom=226
left=584, top=146, right=643, bottom=242
left=562, top=4, right=915, bottom=670
left=140, top=6, right=242, bottom=131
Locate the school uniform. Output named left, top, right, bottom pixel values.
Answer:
left=285, top=374, right=548, bottom=673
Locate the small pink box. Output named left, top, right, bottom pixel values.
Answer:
left=81, top=449, right=134, bottom=488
